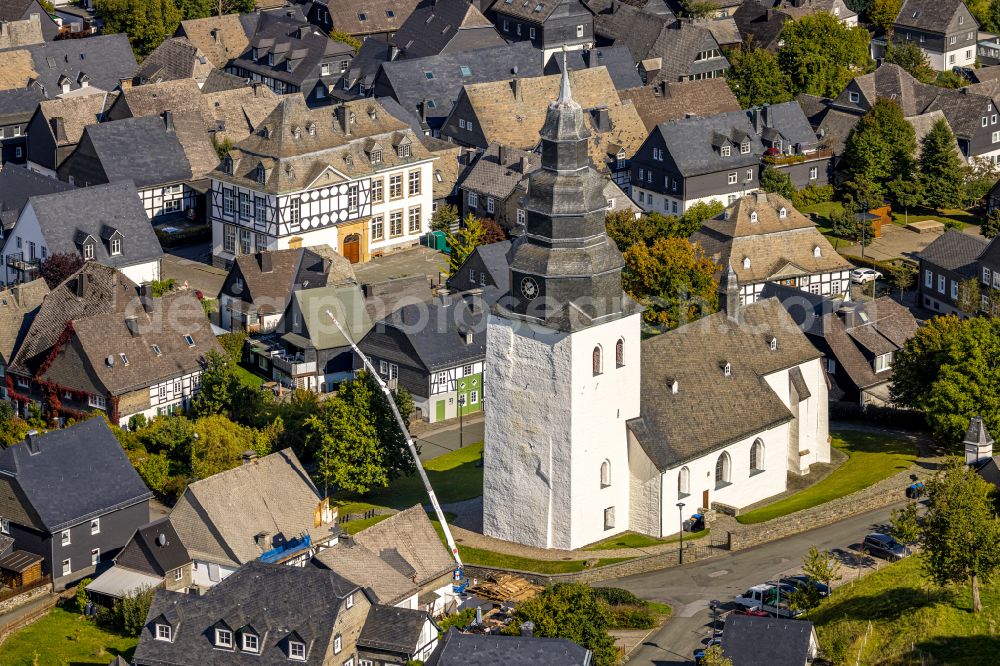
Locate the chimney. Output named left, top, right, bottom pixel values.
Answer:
left=254, top=531, right=271, bottom=548
left=336, top=104, right=351, bottom=135
left=755, top=191, right=768, bottom=205
left=125, top=316, right=140, bottom=337
left=242, top=450, right=258, bottom=464
left=10, top=285, right=19, bottom=306
left=659, top=81, right=669, bottom=98
left=118, top=77, right=133, bottom=90
left=210, top=27, right=219, bottom=42
left=595, top=107, right=611, bottom=132
left=75, top=274, right=87, bottom=299
left=511, top=77, right=522, bottom=101
left=965, top=416, right=994, bottom=466
left=259, top=251, right=273, bottom=273
left=26, top=430, right=40, bottom=455
left=464, top=330, right=473, bottom=345
left=499, top=144, right=509, bottom=165
left=520, top=621, right=534, bottom=638
left=420, top=98, right=429, bottom=122
left=520, top=156, right=531, bottom=173
left=163, top=110, right=174, bottom=132
left=724, top=261, right=739, bottom=320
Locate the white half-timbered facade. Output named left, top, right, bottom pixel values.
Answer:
left=144, top=370, right=204, bottom=419
left=208, top=98, right=437, bottom=268
left=139, top=181, right=197, bottom=222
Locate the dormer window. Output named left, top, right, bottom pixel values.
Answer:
left=256, top=164, right=266, bottom=184
left=749, top=211, right=758, bottom=223
left=779, top=207, right=786, bottom=218
left=110, top=237, right=121, bottom=255
left=293, top=126, right=301, bottom=139
left=119, top=353, right=129, bottom=366
left=267, top=53, right=274, bottom=66
left=242, top=632, right=259, bottom=653
left=723, top=362, right=732, bottom=376
left=216, top=628, right=233, bottom=648
left=222, top=156, right=233, bottom=174
left=334, top=634, right=343, bottom=654
left=308, top=122, right=316, bottom=136
left=813, top=246, right=822, bottom=257
left=83, top=242, right=95, bottom=260
left=397, top=143, right=411, bottom=158
left=742, top=256, right=751, bottom=269
left=371, top=149, right=382, bottom=163
left=155, top=624, right=172, bottom=641
left=849, top=92, right=860, bottom=103
left=289, top=640, right=306, bottom=660
left=769, top=337, right=777, bottom=350
left=721, top=145, right=731, bottom=157
left=740, top=141, right=750, bottom=154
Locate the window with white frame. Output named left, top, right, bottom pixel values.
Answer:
left=390, top=210, right=403, bottom=237
left=110, top=237, right=121, bottom=255
left=721, top=145, right=731, bottom=157
left=348, top=185, right=359, bottom=210
left=0, top=518, right=7, bottom=534
left=746, top=169, right=753, bottom=181
left=516, top=208, right=525, bottom=226
left=740, top=141, right=750, bottom=154
left=809, top=166, right=818, bottom=180
left=216, top=628, right=233, bottom=648
left=728, top=172, right=737, bottom=184
left=486, top=197, right=494, bottom=213
left=408, top=207, right=421, bottom=233
left=83, top=243, right=94, bottom=260
left=224, top=225, right=236, bottom=253
left=91, top=548, right=100, bottom=565
left=925, top=269, right=932, bottom=287
left=61, top=530, right=71, bottom=546
left=239, top=192, right=250, bottom=218
left=371, top=215, right=384, bottom=240
left=288, top=197, right=301, bottom=224
left=468, top=191, right=478, bottom=208
left=938, top=274, right=946, bottom=293
left=91, top=518, right=100, bottom=535
left=408, top=170, right=420, bottom=195
left=243, top=633, right=259, bottom=653
left=875, top=353, right=893, bottom=372
left=156, top=623, right=171, bottom=641
left=88, top=394, right=106, bottom=409
left=290, top=640, right=306, bottom=660
left=372, top=178, right=384, bottom=203
left=174, top=568, right=183, bottom=581
left=849, top=91, right=860, bottom=103
left=389, top=174, right=403, bottom=199
left=334, top=634, right=343, bottom=654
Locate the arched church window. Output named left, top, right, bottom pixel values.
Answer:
left=593, top=346, right=602, bottom=375
left=616, top=338, right=625, bottom=368
left=600, top=460, right=610, bottom=487
left=678, top=466, right=690, bottom=497
left=715, top=452, right=731, bottom=487
left=750, top=439, right=765, bottom=472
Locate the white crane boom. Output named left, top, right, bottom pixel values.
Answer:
left=325, top=310, right=464, bottom=567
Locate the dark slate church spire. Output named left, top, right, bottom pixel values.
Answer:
left=500, top=51, right=636, bottom=332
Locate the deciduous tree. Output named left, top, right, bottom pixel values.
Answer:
left=445, top=214, right=490, bottom=276
left=759, top=167, right=796, bottom=200
left=984, top=209, right=1000, bottom=239
left=190, top=350, right=239, bottom=418
left=190, top=414, right=274, bottom=479
left=884, top=42, right=936, bottom=83
left=890, top=501, right=922, bottom=544
left=699, top=645, right=733, bottom=666
left=801, top=545, right=843, bottom=591
left=622, top=237, right=718, bottom=331
left=39, top=252, right=83, bottom=289
left=921, top=460, right=1000, bottom=612
left=919, top=118, right=967, bottom=210
left=777, top=14, right=873, bottom=98
left=841, top=99, right=916, bottom=204
left=869, top=0, right=904, bottom=37
left=96, top=0, right=183, bottom=57
left=725, top=46, right=793, bottom=108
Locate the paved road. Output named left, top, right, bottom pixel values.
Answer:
left=414, top=416, right=484, bottom=460
left=160, top=242, right=227, bottom=296
left=609, top=503, right=903, bottom=665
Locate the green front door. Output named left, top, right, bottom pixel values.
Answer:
left=435, top=400, right=446, bottom=422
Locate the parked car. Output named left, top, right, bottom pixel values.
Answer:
left=732, top=606, right=770, bottom=617
left=851, top=268, right=883, bottom=284
left=861, top=533, right=910, bottom=561
left=733, top=584, right=802, bottom=618
left=780, top=575, right=830, bottom=598
left=765, top=580, right=800, bottom=597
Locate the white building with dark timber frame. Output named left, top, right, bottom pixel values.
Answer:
left=208, top=97, right=436, bottom=269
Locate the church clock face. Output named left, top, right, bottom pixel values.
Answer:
left=520, top=276, right=539, bottom=300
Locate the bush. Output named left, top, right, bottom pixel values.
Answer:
left=437, top=607, right=475, bottom=634
left=218, top=331, right=247, bottom=364
left=792, top=183, right=835, bottom=208
left=101, top=587, right=154, bottom=637
left=593, top=587, right=643, bottom=606
left=608, top=605, right=657, bottom=629
left=73, top=579, right=92, bottom=613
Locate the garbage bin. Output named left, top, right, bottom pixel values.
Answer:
left=683, top=519, right=693, bottom=532
left=690, top=513, right=705, bottom=532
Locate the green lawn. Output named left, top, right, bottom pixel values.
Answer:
left=1, top=607, right=137, bottom=665
left=736, top=431, right=916, bottom=525
left=582, top=529, right=709, bottom=552
left=798, top=201, right=843, bottom=235
left=890, top=206, right=981, bottom=229
left=812, top=555, right=1000, bottom=665
left=342, top=441, right=484, bottom=509
left=340, top=513, right=393, bottom=534
left=235, top=364, right=264, bottom=389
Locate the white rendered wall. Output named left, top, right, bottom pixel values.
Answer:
left=119, top=259, right=160, bottom=285
left=762, top=358, right=830, bottom=472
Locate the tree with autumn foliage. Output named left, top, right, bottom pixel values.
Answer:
left=39, top=252, right=84, bottom=289
left=622, top=237, right=718, bottom=331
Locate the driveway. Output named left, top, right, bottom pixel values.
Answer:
left=610, top=503, right=903, bottom=665
left=413, top=414, right=485, bottom=460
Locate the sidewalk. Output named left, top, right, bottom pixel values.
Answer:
left=0, top=592, right=59, bottom=641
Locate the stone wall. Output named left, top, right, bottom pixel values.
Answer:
left=0, top=583, right=51, bottom=616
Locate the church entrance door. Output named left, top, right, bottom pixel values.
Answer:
left=702, top=489, right=709, bottom=511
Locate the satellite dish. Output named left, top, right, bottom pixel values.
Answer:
left=157, top=533, right=166, bottom=547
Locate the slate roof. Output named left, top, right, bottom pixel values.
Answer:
left=177, top=13, right=257, bottom=69
left=0, top=278, right=48, bottom=365
left=68, top=114, right=194, bottom=187
left=691, top=192, right=851, bottom=288
left=0, top=33, right=137, bottom=96
left=894, top=0, right=971, bottom=32
left=423, top=139, right=463, bottom=201
left=125, top=517, right=191, bottom=576
left=0, top=163, right=75, bottom=230
left=133, top=561, right=360, bottom=666
left=373, top=40, right=543, bottom=125
left=357, top=605, right=434, bottom=654
left=32, top=91, right=117, bottom=152
left=375, top=294, right=487, bottom=371
left=135, top=37, right=213, bottom=85
left=8, top=263, right=139, bottom=377
left=200, top=84, right=283, bottom=144
left=168, top=449, right=337, bottom=567
left=691, top=17, right=742, bottom=46
left=112, top=78, right=205, bottom=118
left=0, top=83, right=43, bottom=125
left=733, top=2, right=791, bottom=51
left=721, top=615, right=817, bottom=666
left=777, top=0, right=855, bottom=20
left=0, top=418, right=151, bottom=532
left=41, top=290, right=220, bottom=397
left=387, top=0, right=504, bottom=58
left=425, top=627, right=592, bottom=665
left=286, top=282, right=373, bottom=351
left=543, top=45, right=643, bottom=90
left=199, top=68, right=250, bottom=94
left=619, top=80, right=741, bottom=131
left=918, top=228, right=987, bottom=278
left=23, top=181, right=163, bottom=270
left=324, top=0, right=422, bottom=36
left=906, top=110, right=963, bottom=158
left=447, top=67, right=647, bottom=170
left=490, top=0, right=583, bottom=23
left=0, top=0, right=57, bottom=40
left=223, top=245, right=356, bottom=314
left=350, top=505, right=455, bottom=586
left=628, top=298, right=821, bottom=470
left=344, top=36, right=394, bottom=90
left=459, top=142, right=539, bottom=200
left=312, top=539, right=419, bottom=604
left=748, top=101, right=820, bottom=149
left=655, top=109, right=764, bottom=177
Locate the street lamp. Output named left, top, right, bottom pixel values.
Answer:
left=458, top=394, right=466, bottom=448
left=710, top=599, right=721, bottom=638
left=676, top=502, right=686, bottom=564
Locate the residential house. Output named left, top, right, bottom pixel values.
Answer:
left=619, top=79, right=741, bottom=132
left=0, top=278, right=47, bottom=398
left=630, top=109, right=763, bottom=214
left=973, top=232, right=1000, bottom=311
left=761, top=283, right=919, bottom=406
left=217, top=245, right=356, bottom=332
left=208, top=96, right=437, bottom=268
left=134, top=37, right=214, bottom=87
left=490, top=0, right=595, bottom=62
left=690, top=16, right=742, bottom=49
left=588, top=0, right=728, bottom=85
left=0, top=419, right=152, bottom=589
left=978, top=35, right=1000, bottom=66
left=872, top=0, right=978, bottom=71
left=175, top=13, right=256, bottom=70
left=690, top=193, right=853, bottom=305
left=542, top=44, right=643, bottom=90
left=381, top=0, right=505, bottom=60
left=367, top=41, right=543, bottom=136
left=313, top=505, right=459, bottom=614
left=86, top=517, right=192, bottom=607
left=917, top=228, right=987, bottom=315
left=303, top=0, right=423, bottom=42
left=0, top=0, right=59, bottom=41
left=168, top=449, right=339, bottom=591
left=733, top=3, right=792, bottom=52
left=423, top=137, right=464, bottom=212
left=24, top=92, right=118, bottom=177
left=0, top=33, right=137, bottom=167
left=5, top=264, right=139, bottom=411
left=226, top=8, right=354, bottom=104
left=57, top=114, right=203, bottom=222
left=427, top=627, right=592, bottom=665
left=133, top=560, right=437, bottom=666
left=0, top=164, right=75, bottom=236
left=252, top=282, right=373, bottom=392
left=829, top=64, right=1000, bottom=163
left=28, top=288, right=220, bottom=424
left=721, top=615, right=820, bottom=666
left=446, top=239, right=511, bottom=296
left=441, top=67, right=647, bottom=191
left=750, top=102, right=833, bottom=187
left=358, top=294, right=485, bottom=422
left=1, top=181, right=163, bottom=286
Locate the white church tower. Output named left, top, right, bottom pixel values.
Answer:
left=482, top=63, right=643, bottom=550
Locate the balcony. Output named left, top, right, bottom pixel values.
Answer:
left=5, top=253, right=40, bottom=276
left=763, top=147, right=834, bottom=166
left=270, top=352, right=316, bottom=377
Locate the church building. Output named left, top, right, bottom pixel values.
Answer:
left=482, top=65, right=830, bottom=550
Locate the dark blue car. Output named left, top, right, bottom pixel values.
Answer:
left=780, top=575, right=831, bottom=598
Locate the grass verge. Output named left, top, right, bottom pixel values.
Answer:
left=582, top=529, right=709, bottom=551
left=1, top=607, right=137, bottom=665
left=889, top=206, right=980, bottom=229
left=736, top=431, right=915, bottom=525
left=812, top=555, right=1000, bottom=666
left=235, top=364, right=264, bottom=389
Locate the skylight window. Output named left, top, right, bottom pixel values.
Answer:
left=460, top=65, right=471, bottom=76
left=184, top=335, right=195, bottom=347
left=119, top=353, right=129, bottom=366
left=152, top=345, right=162, bottom=356
left=425, top=71, right=434, bottom=79
left=386, top=9, right=395, bottom=17
left=358, top=12, right=367, bottom=21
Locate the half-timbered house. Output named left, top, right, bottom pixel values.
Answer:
left=208, top=96, right=437, bottom=268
